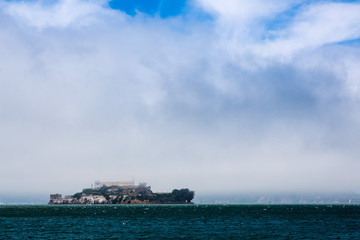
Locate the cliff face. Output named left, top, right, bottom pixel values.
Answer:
left=49, top=186, right=194, bottom=204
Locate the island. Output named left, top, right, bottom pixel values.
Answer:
left=49, top=181, right=194, bottom=204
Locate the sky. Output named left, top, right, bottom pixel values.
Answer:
left=1, top=0, right=360, bottom=196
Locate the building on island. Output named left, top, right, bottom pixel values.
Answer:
left=49, top=180, right=155, bottom=204
left=94, top=180, right=135, bottom=189
left=50, top=193, right=62, bottom=201
left=138, top=182, right=147, bottom=188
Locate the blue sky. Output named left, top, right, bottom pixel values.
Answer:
left=108, top=0, right=187, bottom=18
left=1, top=0, right=360, bottom=195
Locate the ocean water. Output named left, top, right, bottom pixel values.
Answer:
left=1, top=205, right=360, bottom=239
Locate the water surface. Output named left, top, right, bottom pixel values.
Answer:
left=1, top=204, right=359, bottom=239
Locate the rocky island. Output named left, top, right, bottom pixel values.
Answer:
left=49, top=181, right=194, bottom=204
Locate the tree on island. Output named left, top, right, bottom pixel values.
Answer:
left=172, top=189, right=195, bottom=203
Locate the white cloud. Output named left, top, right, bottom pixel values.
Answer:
left=3, top=0, right=112, bottom=29
left=196, top=0, right=296, bottom=22
left=0, top=0, right=360, bottom=195
left=196, top=1, right=360, bottom=62
left=256, top=2, right=360, bottom=59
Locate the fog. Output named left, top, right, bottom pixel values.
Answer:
left=1, top=0, right=360, bottom=196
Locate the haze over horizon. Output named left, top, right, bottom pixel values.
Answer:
left=1, top=0, right=360, bottom=197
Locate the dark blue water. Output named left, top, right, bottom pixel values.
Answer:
left=1, top=204, right=360, bottom=239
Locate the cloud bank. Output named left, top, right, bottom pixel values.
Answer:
left=1, top=0, right=360, bottom=195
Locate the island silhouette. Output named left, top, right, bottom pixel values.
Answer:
left=49, top=181, right=194, bottom=204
